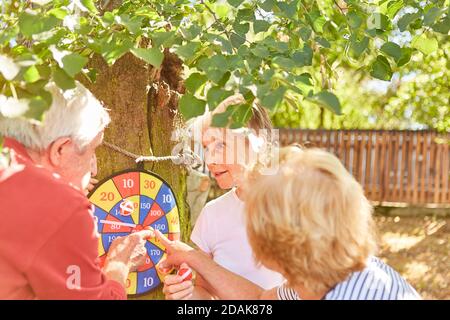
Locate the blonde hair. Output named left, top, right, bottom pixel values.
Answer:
left=245, top=146, right=377, bottom=295
left=0, top=81, right=110, bottom=151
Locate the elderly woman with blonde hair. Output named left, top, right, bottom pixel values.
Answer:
left=157, top=146, right=421, bottom=300
left=244, top=146, right=421, bottom=300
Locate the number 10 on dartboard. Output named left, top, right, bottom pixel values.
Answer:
left=88, top=170, right=180, bottom=296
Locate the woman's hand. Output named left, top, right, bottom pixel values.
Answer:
left=162, top=263, right=195, bottom=300
left=155, top=230, right=195, bottom=269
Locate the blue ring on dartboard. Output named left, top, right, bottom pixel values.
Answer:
left=88, top=169, right=181, bottom=296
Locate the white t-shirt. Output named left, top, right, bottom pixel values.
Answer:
left=191, top=189, right=284, bottom=290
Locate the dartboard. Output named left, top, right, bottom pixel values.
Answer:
left=88, top=169, right=180, bottom=296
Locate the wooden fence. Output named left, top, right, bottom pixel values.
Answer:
left=278, top=129, right=449, bottom=205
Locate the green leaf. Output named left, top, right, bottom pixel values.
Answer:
left=381, top=42, right=402, bottom=62
left=397, top=48, right=412, bottom=67
left=131, top=48, right=164, bottom=68
left=251, top=45, right=270, bottom=58
left=230, top=103, right=252, bottom=128
left=310, top=91, right=342, bottom=114
left=370, top=55, right=393, bottom=81
left=315, top=37, right=331, bottom=48
left=277, top=1, right=298, bottom=19
left=347, top=11, right=363, bottom=29
left=260, top=86, right=286, bottom=110
left=236, top=9, right=254, bottom=21
left=308, top=11, right=327, bottom=33
left=204, top=69, right=227, bottom=84
left=205, top=69, right=227, bottom=84
left=217, top=71, right=231, bottom=87
left=61, top=53, right=88, bottom=77
left=386, top=0, right=404, bottom=19
left=18, top=12, right=59, bottom=37
left=207, top=87, right=233, bottom=110
left=367, top=13, right=390, bottom=31
left=299, top=27, right=312, bottom=41
left=25, top=94, right=52, bottom=121
left=214, top=4, right=230, bottom=19
left=179, top=94, right=206, bottom=120
left=262, top=37, right=289, bottom=53
left=151, top=31, right=177, bottom=48
left=210, top=102, right=252, bottom=128
left=233, top=22, right=250, bottom=36
left=99, top=39, right=133, bottom=65
left=261, top=69, right=275, bottom=82
left=350, top=36, right=369, bottom=58
left=185, top=72, right=208, bottom=93
left=84, top=68, right=97, bottom=83
left=432, top=17, right=450, bottom=34
left=230, top=33, right=246, bottom=48
left=227, top=0, right=245, bottom=7
left=80, top=0, right=98, bottom=14
left=182, top=24, right=202, bottom=41
left=260, top=0, right=275, bottom=12
left=52, top=67, right=76, bottom=90
left=397, top=12, right=421, bottom=32
left=25, top=79, right=48, bottom=94
left=174, top=42, right=201, bottom=60
left=47, top=8, right=68, bottom=20
left=211, top=111, right=230, bottom=127
left=117, top=15, right=143, bottom=34
left=36, top=65, right=51, bottom=79
left=253, top=19, right=270, bottom=33
left=411, top=34, right=438, bottom=55
left=23, top=65, right=40, bottom=83
left=208, top=54, right=227, bottom=70
left=41, top=28, right=66, bottom=46
left=292, top=45, right=313, bottom=67
left=272, top=57, right=296, bottom=70
left=295, top=73, right=314, bottom=95
left=423, top=7, right=442, bottom=26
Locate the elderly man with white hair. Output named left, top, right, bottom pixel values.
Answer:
left=0, top=81, right=152, bottom=299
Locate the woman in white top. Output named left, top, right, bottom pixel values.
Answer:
left=160, top=95, right=283, bottom=299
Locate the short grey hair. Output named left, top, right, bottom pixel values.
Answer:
left=0, top=81, right=110, bottom=151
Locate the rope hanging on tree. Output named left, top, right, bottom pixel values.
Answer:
left=103, top=141, right=202, bottom=167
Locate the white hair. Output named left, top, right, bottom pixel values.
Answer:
left=0, top=81, right=110, bottom=151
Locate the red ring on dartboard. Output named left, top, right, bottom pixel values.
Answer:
left=88, top=169, right=181, bottom=296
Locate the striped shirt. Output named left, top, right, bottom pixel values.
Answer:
left=277, top=256, right=421, bottom=300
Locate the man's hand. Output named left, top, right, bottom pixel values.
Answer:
left=103, top=229, right=153, bottom=287
left=162, top=263, right=195, bottom=300
left=85, top=177, right=98, bottom=195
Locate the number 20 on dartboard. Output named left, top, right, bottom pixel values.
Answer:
left=88, top=170, right=181, bottom=296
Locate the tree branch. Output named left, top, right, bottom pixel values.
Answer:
left=200, top=0, right=232, bottom=40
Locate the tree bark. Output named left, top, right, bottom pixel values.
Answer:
left=82, top=51, right=189, bottom=300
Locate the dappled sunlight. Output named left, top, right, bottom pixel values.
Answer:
left=381, top=233, right=424, bottom=253
left=375, top=215, right=450, bottom=300
left=403, top=261, right=430, bottom=281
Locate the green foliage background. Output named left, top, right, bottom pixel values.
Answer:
left=0, top=0, right=448, bottom=137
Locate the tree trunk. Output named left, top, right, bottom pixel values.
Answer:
left=83, top=51, right=189, bottom=300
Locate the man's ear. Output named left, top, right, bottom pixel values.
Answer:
left=48, top=137, right=73, bottom=167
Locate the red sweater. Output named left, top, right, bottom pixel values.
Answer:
left=0, top=138, right=126, bottom=299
